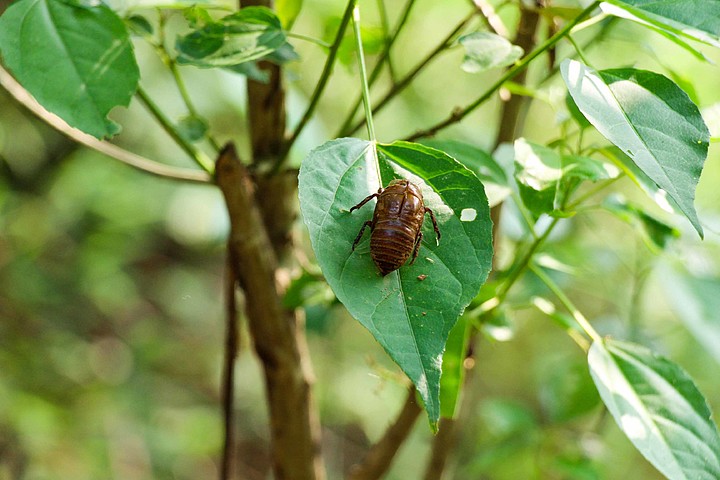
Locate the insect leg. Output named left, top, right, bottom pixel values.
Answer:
left=349, top=190, right=381, bottom=212
left=425, top=208, right=441, bottom=244
left=409, top=231, right=423, bottom=265
left=352, top=221, right=374, bottom=250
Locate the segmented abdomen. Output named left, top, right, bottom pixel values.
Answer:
left=370, top=220, right=417, bottom=276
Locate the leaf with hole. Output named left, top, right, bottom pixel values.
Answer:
left=298, top=138, right=493, bottom=426
left=589, top=339, right=720, bottom=480
left=0, top=0, right=139, bottom=138
left=562, top=60, right=709, bottom=237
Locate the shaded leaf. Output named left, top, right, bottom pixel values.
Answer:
left=540, top=359, right=600, bottom=422
left=562, top=60, right=709, bottom=237
left=0, top=0, right=139, bottom=138
left=176, top=6, right=286, bottom=67
left=176, top=115, right=208, bottom=143
left=589, top=339, right=720, bottom=480
left=420, top=139, right=510, bottom=207
left=603, top=195, right=680, bottom=250
left=298, top=138, right=493, bottom=425
left=459, top=32, right=524, bottom=73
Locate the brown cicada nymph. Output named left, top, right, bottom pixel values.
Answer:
left=350, top=179, right=441, bottom=276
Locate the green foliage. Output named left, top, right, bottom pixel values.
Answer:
left=0, top=0, right=139, bottom=138
left=603, top=0, right=720, bottom=47
left=175, top=6, right=289, bottom=67
left=562, top=60, right=709, bottom=237
left=589, top=339, right=720, bottom=480
left=298, top=138, right=493, bottom=425
left=459, top=32, right=524, bottom=73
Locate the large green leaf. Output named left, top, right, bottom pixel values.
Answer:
left=175, top=6, right=287, bottom=67
left=561, top=60, right=709, bottom=238
left=589, top=339, right=720, bottom=479
left=603, top=0, right=720, bottom=48
left=298, top=138, right=493, bottom=425
left=0, top=0, right=139, bottom=138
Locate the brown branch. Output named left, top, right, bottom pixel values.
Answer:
left=0, top=64, right=211, bottom=184
left=216, top=145, right=324, bottom=480
left=221, top=249, right=240, bottom=480
left=346, top=388, right=422, bottom=480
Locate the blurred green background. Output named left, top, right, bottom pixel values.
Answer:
left=1, top=0, right=720, bottom=478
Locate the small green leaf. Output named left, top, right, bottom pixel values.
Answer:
left=661, top=265, right=720, bottom=366
left=589, top=339, right=720, bottom=480
left=0, top=0, right=139, bottom=138
left=183, top=5, right=213, bottom=28
left=459, top=32, right=524, bottom=73
left=514, top=138, right=562, bottom=217
left=126, top=14, right=154, bottom=36
left=176, top=6, right=286, bottom=67
left=419, top=139, right=510, bottom=207
left=176, top=115, right=208, bottom=143
left=298, top=138, right=493, bottom=425
left=603, top=195, right=680, bottom=250
left=603, top=0, right=720, bottom=47
left=562, top=60, right=709, bottom=238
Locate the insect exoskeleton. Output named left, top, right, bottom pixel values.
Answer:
left=350, top=179, right=441, bottom=276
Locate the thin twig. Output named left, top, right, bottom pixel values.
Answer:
left=404, top=1, right=601, bottom=142
left=341, top=8, right=474, bottom=138
left=335, top=0, right=417, bottom=136
left=346, top=388, right=421, bottom=480
left=276, top=0, right=358, bottom=169
left=135, top=85, right=215, bottom=173
left=220, top=248, right=240, bottom=480
left=0, top=64, right=211, bottom=183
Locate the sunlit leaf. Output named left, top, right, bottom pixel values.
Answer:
left=0, top=0, right=139, bottom=138
left=603, top=0, right=720, bottom=48
left=589, top=339, right=720, bottom=480
left=459, top=32, right=524, bottom=73
left=562, top=60, right=709, bottom=238
left=298, top=138, right=493, bottom=425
